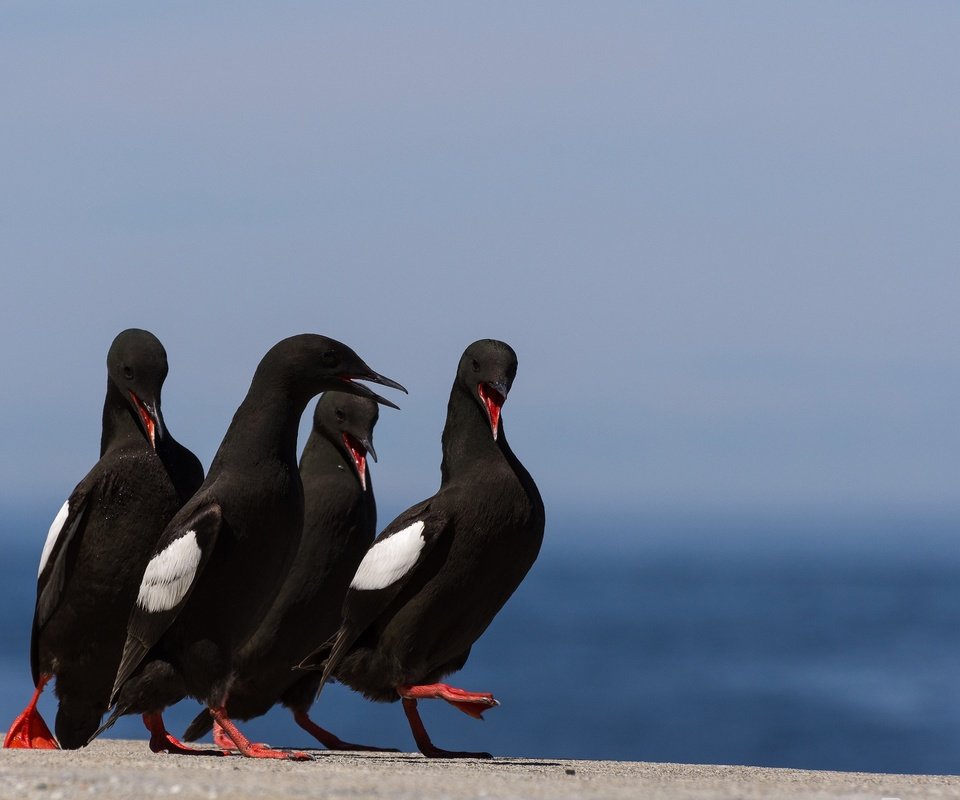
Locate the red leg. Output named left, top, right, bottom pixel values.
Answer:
left=3, top=675, right=58, bottom=749
left=212, top=720, right=235, bottom=752
left=292, top=709, right=397, bottom=752
left=209, top=707, right=311, bottom=761
left=398, top=683, right=499, bottom=720
left=400, top=697, right=493, bottom=759
left=143, top=712, right=223, bottom=756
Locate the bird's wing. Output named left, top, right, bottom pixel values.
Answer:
left=301, top=499, right=451, bottom=692
left=31, top=489, right=90, bottom=684
left=108, top=501, right=222, bottom=705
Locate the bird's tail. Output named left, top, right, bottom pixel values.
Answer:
left=109, top=637, right=149, bottom=708
left=297, top=641, right=332, bottom=671
left=89, top=636, right=147, bottom=745
left=297, top=631, right=346, bottom=700
left=87, top=705, right=122, bottom=746
left=183, top=709, right=213, bottom=742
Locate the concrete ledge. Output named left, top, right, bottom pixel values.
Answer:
left=1, top=739, right=958, bottom=799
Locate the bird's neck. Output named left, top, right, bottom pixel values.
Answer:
left=100, top=379, right=146, bottom=456
left=213, top=374, right=308, bottom=472
left=156, top=433, right=204, bottom=504
left=300, top=428, right=346, bottom=474
left=440, top=383, right=510, bottom=481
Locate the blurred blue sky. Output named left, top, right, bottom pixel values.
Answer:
left=2, top=3, right=959, bottom=535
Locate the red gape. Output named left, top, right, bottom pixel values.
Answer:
left=129, top=392, right=156, bottom=449
left=341, top=433, right=368, bottom=491
left=3, top=675, right=58, bottom=749
left=477, top=384, right=504, bottom=439
left=397, top=683, right=499, bottom=759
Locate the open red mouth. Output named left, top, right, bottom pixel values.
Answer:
left=342, top=432, right=368, bottom=491
left=130, top=392, right=157, bottom=449
left=477, top=383, right=505, bottom=440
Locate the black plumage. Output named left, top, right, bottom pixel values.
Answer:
left=182, top=391, right=386, bottom=750
left=4, top=329, right=202, bottom=750
left=97, top=334, right=404, bottom=760
left=302, top=339, right=544, bottom=758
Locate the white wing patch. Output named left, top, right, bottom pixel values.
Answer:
left=137, top=531, right=202, bottom=612
left=38, top=500, right=70, bottom=577
left=350, top=521, right=426, bottom=591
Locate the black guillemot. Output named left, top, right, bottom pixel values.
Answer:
left=301, top=339, right=544, bottom=758
left=182, top=391, right=391, bottom=751
left=5, top=329, right=203, bottom=750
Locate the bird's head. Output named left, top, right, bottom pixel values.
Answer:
left=258, top=334, right=406, bottom=410
left=106, top=328, right=169, bottom=449
left=314, top=391, right=380, bottom=491
left=457, top=339, right=518, bottom=440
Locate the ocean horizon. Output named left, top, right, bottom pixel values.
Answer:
left=2, top=504, right=959, bottom=775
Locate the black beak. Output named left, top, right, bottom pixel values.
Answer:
left=365, top=371, right=407, bottom=395
left=150, top=405, right=166, bottom=444
left=339, top=371, right=407, bottom=411
left=362, top=437, right=378, bottom=464
left=488, top=381, right=510, bottom=401
left=129, top=392, right=164, bottom=449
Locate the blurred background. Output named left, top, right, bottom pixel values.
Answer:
left=2, top=1, right=959, bottom=774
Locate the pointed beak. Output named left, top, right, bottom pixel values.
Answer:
left=129, top=392, right=164, bottom=449
left=338, top=370, right=407, bottom=411
left=365, top=371, right=407, bottom=395
left=477, top=381, right=508, bottom=440
left=342, top=432, right=373, bottom=491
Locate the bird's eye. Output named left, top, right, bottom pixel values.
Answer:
left=321, top=350, right=339, bottom=368
left=335, top=408, right=345, bottom=422
left=122, top=366, right=134, bottom=380
left=471, top=359, right=480, bottom=372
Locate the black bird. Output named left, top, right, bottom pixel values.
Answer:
left=301, top=339, right=545, bottom=758
left=96, top=335, right=405, bottom=760
left=182, top=391, right=387, bottom=751
left=4, top=329, right=203, bottom=750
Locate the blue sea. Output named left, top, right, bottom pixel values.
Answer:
left=2, top=505, right=959, bottom=775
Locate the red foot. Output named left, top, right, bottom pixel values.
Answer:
left=210, top=707, right=312, bottom=761
left=398, top=683, right=499, bottom=719
left=400, top=697, right=492, bottom=759
left=293, top=710, right=397, bottom=752
left=143, top=713, right=223, bottom=756
left=3, top=675, right=59, bottom=749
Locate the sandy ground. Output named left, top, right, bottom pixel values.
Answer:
left=1, top=739, right=959, bottom=800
